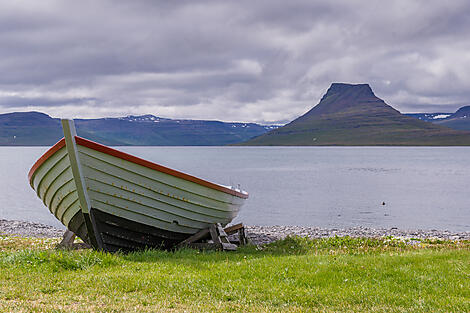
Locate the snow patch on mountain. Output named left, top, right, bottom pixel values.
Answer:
left=432, top=114, right=451, bottom=119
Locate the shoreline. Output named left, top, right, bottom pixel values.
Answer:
left=1, top=219, right=469, bottom=246
left=244, top=225, right=470, bottom=245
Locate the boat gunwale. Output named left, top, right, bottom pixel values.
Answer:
left=28, top=136, right=249, bottom=199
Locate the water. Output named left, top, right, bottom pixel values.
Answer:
left=1, top=146, right=469, bottom=231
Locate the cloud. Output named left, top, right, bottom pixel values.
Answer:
left=0, top=0, right=470, bottom=123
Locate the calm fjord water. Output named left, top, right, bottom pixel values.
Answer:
left=1, top=146, right=469, bottom=231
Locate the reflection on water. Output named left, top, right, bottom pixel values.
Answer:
left=1, top=146, right=469, bottom=231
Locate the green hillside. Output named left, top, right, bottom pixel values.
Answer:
left=242, top=83, right=470, bottom=146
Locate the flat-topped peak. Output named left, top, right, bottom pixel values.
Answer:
left=330, top=82, right=371, bottom=89
left=303, top=82, right=387, bottom=117
left=324, top=83, right=374, bottom=99
left=241, top=83, right=470, bottom=146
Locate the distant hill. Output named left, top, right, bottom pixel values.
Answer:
left=434, top=106, right=470, bottom=131
left=0, top=112, right=276, bottom=146
left=0, top=112, right=64, bottom=146
left=241, top=83, right=470, bottom=146
left=404, top=106, right=470, bottom=131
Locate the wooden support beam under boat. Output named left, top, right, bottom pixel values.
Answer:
left=56, top=229, right=92, bottom=250
left=62, top=119, right=103, bottom=250
left=56, top=229, right=76, bottom=249
left=222, top=223, right=248, bottom=246
left=224, top=223, right=244, bottom=235
left=177, top=223, right=240, bottom=251
left=177, top=228, right=211, bottom=247
left=211, top=224, right=238, bottom=251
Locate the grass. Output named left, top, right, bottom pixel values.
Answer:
left=0, top=235, right=469, bottom=312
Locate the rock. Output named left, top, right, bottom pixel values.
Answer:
left=0, top=219, right=63, bottom=237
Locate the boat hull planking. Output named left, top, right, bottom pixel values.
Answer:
left=29, top=134, right=248, bottom=251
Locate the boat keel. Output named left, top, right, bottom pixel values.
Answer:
left=88, top=208, right=189, bottom=252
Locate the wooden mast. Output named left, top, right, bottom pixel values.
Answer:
left=61, top=119, right=102, bottom=249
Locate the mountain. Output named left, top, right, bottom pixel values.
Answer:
left=404, top=106, right=470, bottom=131
left=241, top=83, right=470, bottom=146
left=0, top=112, right=276, bottom=146
left=434, top=106, right=470, bottom=131
left=448, top=105, right=470, bottom=119
left=0, top=112, right=64, bottom=146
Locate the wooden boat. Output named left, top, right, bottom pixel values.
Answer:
left=28, top=119, right=248, bottom=252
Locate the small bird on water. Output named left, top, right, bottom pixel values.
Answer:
left=382, top=201, right=386, bottom=205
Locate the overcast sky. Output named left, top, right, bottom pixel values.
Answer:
left=1, top=1, right=470, bottom=124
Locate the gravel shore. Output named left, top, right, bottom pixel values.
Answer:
left=0, top=219, right=64, bottom=238
left=244, top=225, right=470, bottom=245
left=1, top=219, right=469, bottom=245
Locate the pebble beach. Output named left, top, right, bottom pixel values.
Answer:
left=244, top=225, right=470, bottom=245
left=1, top=219, right=469, bottom=246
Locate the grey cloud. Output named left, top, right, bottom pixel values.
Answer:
left=0, top=96, right=97, bottom=108
left=0, top=0, right=470, bottom=123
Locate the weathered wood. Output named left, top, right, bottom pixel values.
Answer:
left=57, top=229, right=76, bottom=248
left=224, top=223, right=244, bottom=235
left=209, top=224, right=221, bottom=244
left=212, top=223, right=238, bottom=250
left=184, top=242, right=221, bottom=251
left=177, top=228, right=210, bottom=247
left=183, top=242, right=237, bottom=251
left=56, top=230, right=92, bottom=250
left=178, top=223, right=240, bottom=251
left=62, top=119, right=103, bottom=250
left=238, top=227, right=248, bottom=246
left=217, top=224, right=230, bottom=244
left=61, top=120, right=91, bottom=215
left=224, top=223, right=248, bottom=246
left=221, top=242, right=238, bottom=251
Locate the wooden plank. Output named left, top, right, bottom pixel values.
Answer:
left=184, top=243, right=221, bottom=251
left=76, top=148, right=245, bottom=208
left=178, top=223, right=241, bottom=251
left=224, top=223, right=244, bottom=235
left=212, top=223, right=238, bottom=251
left=221, top=242, right=238, bottom=251
left=209, top=224, right=221, bottom=245
left=183, top=242, right=237, bottom=251
left=56, top=229, right=76, bottom=249
left=225, top=223, right=248, bottom=246
left=62, top=120, right=91, bottom=215
left=28, top=138, right=66, bottom=183
left=177, top=228, right=210, bottom=247
left=61, top=119, right=102, bottom=249
left=81, top=167, right=235, bottom=219
left=75, top=136, right=249, bottom=199
left=238, top=228, right=248, bottom=246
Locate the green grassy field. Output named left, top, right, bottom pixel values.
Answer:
left=0, top=235, right=469, bottom=312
